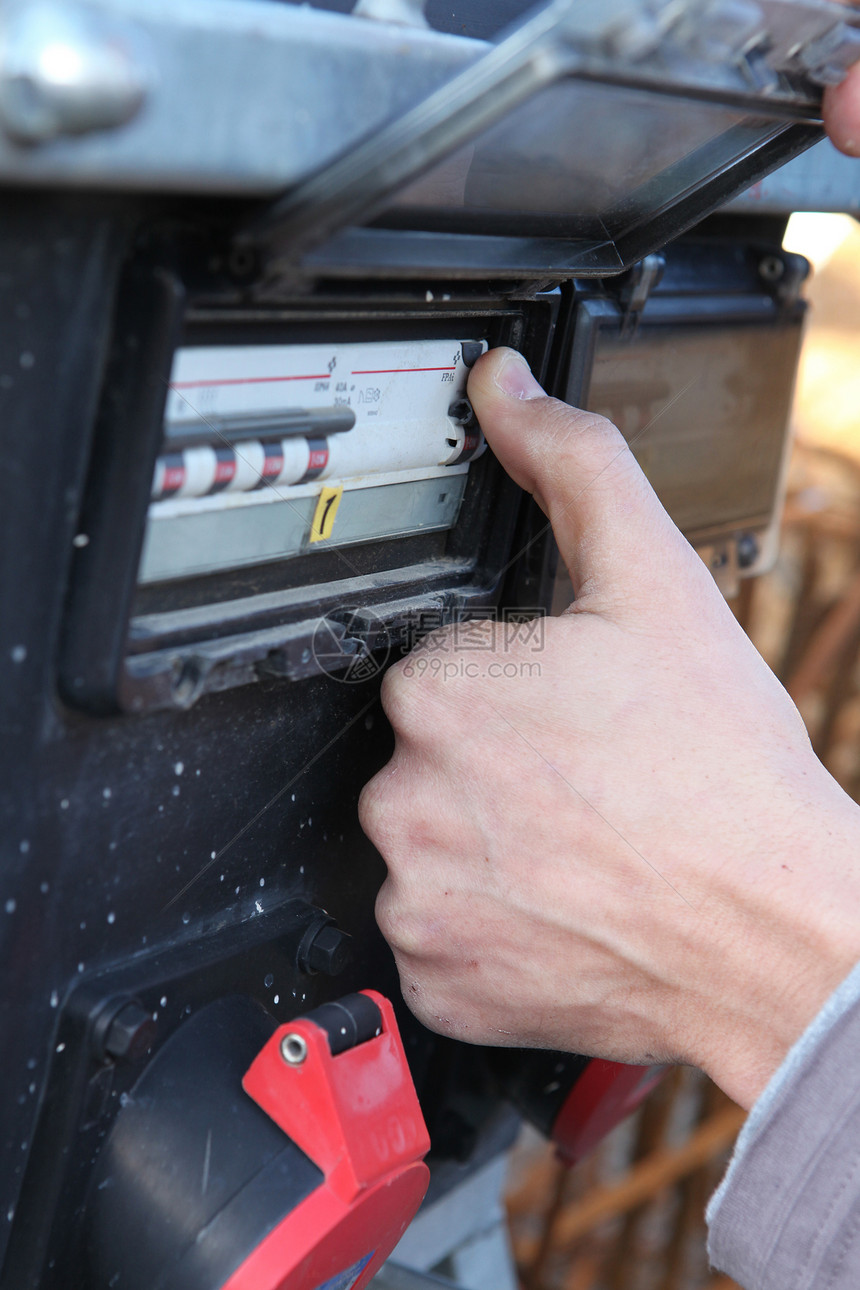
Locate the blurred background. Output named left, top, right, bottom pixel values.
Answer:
left=502, top=212, right=860, bottom=1290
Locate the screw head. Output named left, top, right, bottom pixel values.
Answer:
left=759, top=255, right=785, bottom=283
left=737, top=532, right=760, bottom=570
left=280, top=1033, right=308, bottom=1066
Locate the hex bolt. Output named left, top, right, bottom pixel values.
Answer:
left=95, top=999, right=157, bottom=1065
left=296, top=911, right=353, bottom=977
left=306, top=923, right=353, bottom=976
left=280, top=1033, right=308, bottom=1066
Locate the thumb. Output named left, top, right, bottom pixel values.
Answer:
left=467, top=347, right=690, bottom=602
left=823, top=64, right=860, bottom=157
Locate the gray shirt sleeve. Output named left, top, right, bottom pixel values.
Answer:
left=707, top=960, right=860, bottom=1290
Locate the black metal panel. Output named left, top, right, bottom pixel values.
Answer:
left=0, top=197, right=562, bottom=1288
left=0, top=195, right=131, bottom=1275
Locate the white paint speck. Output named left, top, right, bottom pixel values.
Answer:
left=10, top=645, right=25, bottom=664
left=255, top=900, right=263, bottom=914
left=273, top=994, right=279, bottom=1004
left=5, top=899, right=16, bottom=914
left=291, top=793, right=296, bottom=802
left=39, top=882, right=48, bottom=894
left=174, top=761, right=184, bottom=776
left=172, top=785, right=180, bottom=797
left=19, top=840, right=29, bottom=855
left=195, top=768, right=201, bottom=776
left=425, top=290, right=434, bottom=302
left=102, top=787, right=111, bottom=800
left=235, top=886, right=240, bottom=895
left=299, top=866, right=304, bottom=875
left=77, top=963, right=84, bottom=974
left=55, top=1043, right=65, bottom=1053
left=259, top=877, right=265, bottom=888
left=72, top=533, right=89, bottom=548
left=79, top=920, right=86, bottom=930
left=60, top=799, right=69, bottom=810
left=106, top=911, right=115, bottom=925
left=49, top=991, right=58, bottom=1008
left=181, top=912, right=190, bottom=925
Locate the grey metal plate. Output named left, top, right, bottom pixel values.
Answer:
left=139, top=472, right=468, bottom=582
left=0, top=0, right=482, bottom=193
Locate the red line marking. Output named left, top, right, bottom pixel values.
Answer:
left=171, top=374, right=329, bottom=389
left=350, top=366, right=456, bottom=375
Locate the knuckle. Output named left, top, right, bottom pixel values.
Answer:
left=374, top=882, right=399, bottom=942
left=381, top=647, right=455, bottom=738
left=560, top=407, right=626, bottom=465
left=375, top=885, right=425, bottom=957
left=523, top=400, right=630, bottom=490
left=379, top=661, right=424, bottom=735
left=357, top=772, right=393, bottom=847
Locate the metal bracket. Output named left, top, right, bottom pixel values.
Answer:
left=619, top=253, right=665, bottom=338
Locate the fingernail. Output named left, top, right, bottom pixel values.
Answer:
left=493, top=350, right=544, bottom=400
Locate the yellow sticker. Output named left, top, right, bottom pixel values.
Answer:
left=309, top=485, right=343, bottom=543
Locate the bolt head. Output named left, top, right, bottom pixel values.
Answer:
left=737, top=532, right=760, bottom=570
left=307, top=924, right=352, bottom=976
left=104, top=1002, right=156, bottom=1064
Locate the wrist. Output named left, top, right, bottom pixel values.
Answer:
left=693, top=781, right=860, bottom=1110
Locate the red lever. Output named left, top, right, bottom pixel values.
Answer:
left=224, top=991, right=430, bottom=1290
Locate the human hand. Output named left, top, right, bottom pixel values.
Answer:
left=359, top=348, right=860, bottom=1111
left=824, top=61, right=860, bottom=155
